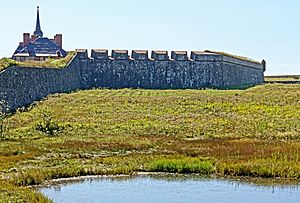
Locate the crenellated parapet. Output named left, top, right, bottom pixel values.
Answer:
left=190, top=51, right=222, bottom=62
left=76, top=49, right=88, bottom=59
left=112, top=50, right=129, bottom=60
left=79, top=49, right=264, bottom=71
left=132, top=50, right=149, bottom=60
left=171, top=51, right=188, bottom=61
left=151, top=51, right=169, bottom=61
left=91, top=49, right=109, bottom=60
left=74, top=49, right=265, bottom=89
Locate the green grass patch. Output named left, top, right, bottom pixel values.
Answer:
left=148, top=157, right=216, bottom=174
left=0, top=180, right=49, bottom=202
left=0, top=58, right=19, bottom=72
left=265, top=75, right=300, bottom=82
left=0, top=51, right=75, bottom=72
left=11, top=166, right=135, bottom=187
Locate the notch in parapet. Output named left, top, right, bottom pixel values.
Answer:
left=91, top=49, right=109, bottom=60
left=171, top=51, right=188, bottom=61
left=132, top=50, right=149, bottom=60
left=112, top=50, right=129, bottom=60
left=151, top=51, right=169, bottom=61
left=76, top=49, right=88, bottom=59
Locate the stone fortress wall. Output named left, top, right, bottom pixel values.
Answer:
left=0, top=58, right=81, bottom=111
left=0, top=49, right=265, bottom=111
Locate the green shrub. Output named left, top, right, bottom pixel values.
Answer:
left=0, top=58, right=19, bottom=72
left=35, top=109, right=61, bottom=136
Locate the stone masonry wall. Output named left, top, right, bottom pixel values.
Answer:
left=0, top=56, right=81, bottom=111
left=78, top=49, right=264, bottom=89
left=0, top=49, right=265, bottom=112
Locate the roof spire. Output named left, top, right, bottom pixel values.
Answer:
left=33, top=6, right=43, bottom=37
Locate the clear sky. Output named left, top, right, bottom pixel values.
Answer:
left=0, top=0, right=299, bottom=75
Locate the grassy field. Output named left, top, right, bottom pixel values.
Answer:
left=0, top=84, right=300, bottom=201
left=265, top=75, right=300, bottom=82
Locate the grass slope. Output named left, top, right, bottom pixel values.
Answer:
left=0, top=51, right=75, bottom=72
left=1, top=84, right=300, bottom=201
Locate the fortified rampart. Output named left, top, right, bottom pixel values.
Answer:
left=0, top=59, right=81, bottom=111
left=0, top=49, right=265, bottom=111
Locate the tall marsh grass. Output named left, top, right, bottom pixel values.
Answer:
left=149, top=157, right=216, bottom=174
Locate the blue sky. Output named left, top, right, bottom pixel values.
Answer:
left=0, top=0, right=299, bottom=75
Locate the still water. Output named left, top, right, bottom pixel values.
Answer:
left=40, top=175, right=300, bottom=203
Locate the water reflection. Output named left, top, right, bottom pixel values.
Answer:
left=40, top=174, right=300, bottom=203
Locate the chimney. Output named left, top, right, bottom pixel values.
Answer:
left=54, top=34, right=62, bottom=48
left=23, top=33, right=30, bottom=46
left=31, top=35, right=37, bottom=42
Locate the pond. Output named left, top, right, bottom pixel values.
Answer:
left=40, top=174, right=300, bottom=203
